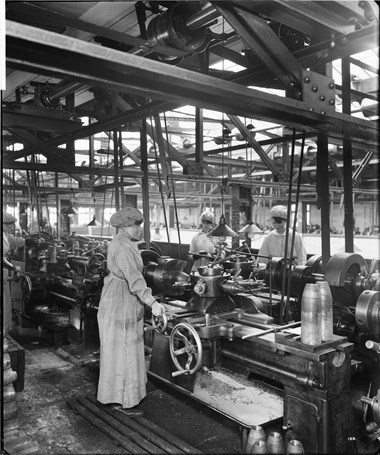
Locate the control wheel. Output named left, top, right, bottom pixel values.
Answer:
left=151, top=312, right=168, bottom=334
left=169, top=322, right=202, bottom=377
left=20, top=273, right=32, bottom=305
left=81, top=294, right=100, bottom=314
left=87, top=253, right=105, bottom=274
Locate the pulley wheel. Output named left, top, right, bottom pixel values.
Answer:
left=305, top=255, right=323, bottom=274
left=355, top=290, right=380, bottom=340
left=325, top=253, right=367, bottom=306
left=138, top=241, right=162, bottom=256
left=169, top=322, right=202, bottom=376
left=265, top=257, right=290, bottom=291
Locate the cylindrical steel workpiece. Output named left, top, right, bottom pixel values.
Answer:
left=4, top=369, right=18, bottom=386
left=245, top=425, right=266, bottom=454
left=3, top=353, right=11, bottom=370
left=251, top=439, right=268, bottom=454
left=318, top=281, right=334, bottom=341
left=4, top=336, right=9, bottom=353
left=3, top=384, right=16, bottom=402
left=286, top=439, right=305, bottom=453
left=301, top=283, right=322, bottom=345
left=266, top=431, right=285, bottom=454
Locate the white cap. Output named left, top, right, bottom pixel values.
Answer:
left=270, top=205, right=287, bottom=220
left=200, top=211, right=214, bottom=222
left=3, top=212, right=17, bottom=224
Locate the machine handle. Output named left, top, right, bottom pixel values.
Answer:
left=171, top=369, right=190, bottom=378
left=365, top=340, right=380, bottom=353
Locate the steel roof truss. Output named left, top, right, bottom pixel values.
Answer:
left=213, top=2, right=303, bottom=99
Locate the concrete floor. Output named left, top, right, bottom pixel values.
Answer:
left=8, top=325, right=244, bottom=455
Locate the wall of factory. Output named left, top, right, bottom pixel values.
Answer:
left=309, top=201, right=378, bottom=234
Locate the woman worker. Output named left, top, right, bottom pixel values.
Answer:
left=258, top=205, right=307, bottom=265
left=3, top=212, right=25, bottom=334
left=97, top=207, right=165, bottom=411
left=189, top=210, right=216, bottom=272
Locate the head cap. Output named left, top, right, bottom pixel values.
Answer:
left=270, top=205, right=287, bottom=220
left=110, top=207, right=143, bottom=228
left=3, top=212, right=17, bottom=224
left=200, top=211, right=214, bottom=223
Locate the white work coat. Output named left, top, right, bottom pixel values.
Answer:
left=3, top=233, right=25, bottom=334
left=189, top=231, right=216, bottom=271
left=97, top=231, right=155, bottom=408
left=258, top=229, right=307, bottom=265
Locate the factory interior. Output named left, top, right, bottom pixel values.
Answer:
left=2, top=1, right=380, bottom=454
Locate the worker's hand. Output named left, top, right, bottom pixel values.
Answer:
left=151, top=301, right=166, bottom=317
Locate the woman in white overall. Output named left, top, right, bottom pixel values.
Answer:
left=97, top=207, right=165, bottom=410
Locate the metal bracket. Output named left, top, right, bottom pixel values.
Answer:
left=301, top=69, right=336, bottom=114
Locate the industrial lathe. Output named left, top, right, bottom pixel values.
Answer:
left=9, top=236, right=380, bottom=453
left=10, top=233, right=108, bottom=349
left=142, top=249, right=380, bottom=454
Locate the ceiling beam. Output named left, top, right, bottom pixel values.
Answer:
left=6, top=21, right=378, bottom=147
left=3, top=99, right=178, bottom=162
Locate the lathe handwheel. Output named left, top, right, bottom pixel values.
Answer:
left=87, top=253, right=105, bottom=274
left=151, top=312, right=168, bottom=334
left=169, top=322, right=202, bottom=376
left=20, top=274, right=32, bottom=305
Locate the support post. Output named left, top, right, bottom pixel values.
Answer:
left=317, top=132, right=331, bottom=270
left=141, top=119, right=150, bottom=247
left=342, top=56, right=354, bottom=252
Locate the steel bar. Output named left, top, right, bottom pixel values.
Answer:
left=133, top=412, right=203, bottom=454
left=227, top=115, right=280, bottom=178
left=67, top=398, right=148, bottom=454
left=241, top=321, right=301, bottom=340
left=48, top=292, right=77, bottom=303
left=349, top=57, right=378, bottom=75
left=6, top=21, right=378, bottom=144
left=352, top=151, right=375, bottom=183
left=85, top=395, right=187, bottom=455
left=222, top=348, right=315, bottom=388
left=75, top=397, right=167, bottom=455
